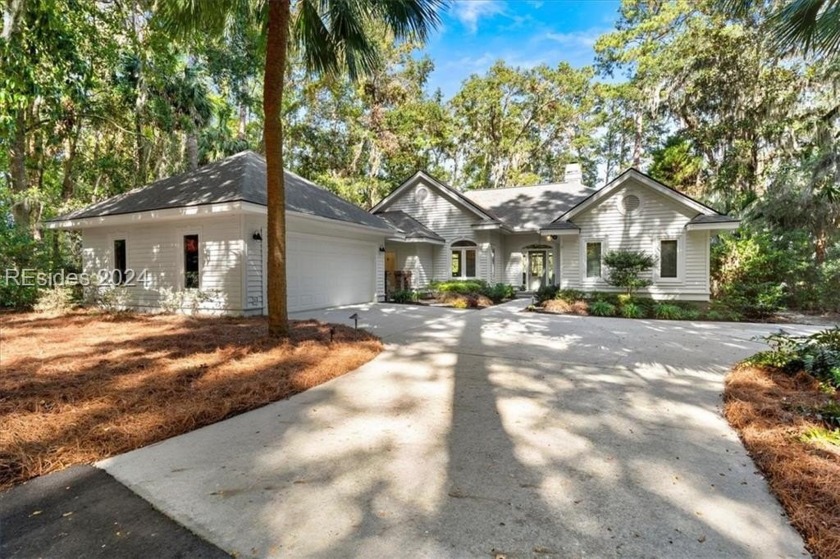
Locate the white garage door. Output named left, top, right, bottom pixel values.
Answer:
left=286, top=233, right=376, bottom=312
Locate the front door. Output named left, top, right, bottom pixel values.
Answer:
left=527, top=250, right=547, bottom=291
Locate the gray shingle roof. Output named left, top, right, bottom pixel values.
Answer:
left=462, top=182, right=594, bottom=230
left=377, top=211, right=445, bottom=242
left=50, top=151, right=392, bottom=231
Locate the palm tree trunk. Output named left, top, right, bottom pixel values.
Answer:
left=264, top=0, right=291, bottom=337
left=185, top=133, right=199, bottom=171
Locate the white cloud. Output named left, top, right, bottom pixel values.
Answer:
left=453, top=0, right=507, bottom=33
left=543, top=29, right=603, bottom=48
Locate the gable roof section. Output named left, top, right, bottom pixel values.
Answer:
left=553, top=168, right=723, bottom=223
left=371, top=170, right=501, bottom=224
left=49, top=151, right=392, bottom=231
left=377, top=211, right=446, bottom=243
left=463, top=182, right=593, bottom=231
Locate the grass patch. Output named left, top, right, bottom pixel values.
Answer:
left=724, top=363, right=840, bottom=558
left=0, top=310, right=382, bottom=491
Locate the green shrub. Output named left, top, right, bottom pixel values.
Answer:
left=749, top=328, right=840, bottom=389
left=0, top=221, right=48, bottom=309
left=555, top=289, right=585, bottom=303
left=450, top=296, right=470, bottom=309
left=654, top=303, right=684, bottom=320
left=586, top=291, right=621, bottom=306
left=681, top=308, right=701, bottom=320
left=535, top=284, right=559, bottom=304
left=820, top=401, right=840, bottom=429
left=33, top=287, right=76, bottom=313
left=620, top=302, right=644, bottom=318
left=431, top=280, right=489, bottom=295
left=720, top=281, right=784, bottom=320
left=712, top=231, right=792, bottom=318
left=617, top=293, right=634, bottom=307
left=603, top=250, right=654, bottom=295
left=391, top=289, right=418, bottom=304
left=428, top=280, right=514, bottom=305
left=589, top=300, right=617, bottom=317
left=487, top=283, right=516, bottom=303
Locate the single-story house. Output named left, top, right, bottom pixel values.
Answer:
left=45, top=151, right=396, bottom=314
left=46, top=152, right=739, bottom=315
left=371, top=164, right=740, bottom=301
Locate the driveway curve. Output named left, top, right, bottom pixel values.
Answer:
left=100, top=300, right=816, bottom=558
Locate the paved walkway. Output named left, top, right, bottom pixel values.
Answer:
left=0, top=465, right=229, bottom=558
left=96, top=301, right=814, bottom=558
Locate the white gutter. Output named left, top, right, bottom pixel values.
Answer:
left=684, top=221, right=740, bottom=232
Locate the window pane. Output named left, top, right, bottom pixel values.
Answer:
left=184, top=234, right=200, bottom=288
left=586, top=242, right=601, bottom=278
left=466, top=250, right=476, bottom=277
left=113, top=239, right=127, bottom=285
left=451, top=250, right=462, bottom=277
left=661, top=240, right=678, bottom=278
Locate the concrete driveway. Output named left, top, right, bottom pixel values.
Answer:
left=99, top=301, right=815, bottom=558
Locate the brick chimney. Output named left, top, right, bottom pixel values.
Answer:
left=564, top=163, right=582, bottom=183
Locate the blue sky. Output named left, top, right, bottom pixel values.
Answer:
left=422, top=0, right=622, bottom=98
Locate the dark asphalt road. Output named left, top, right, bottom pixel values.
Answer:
left=0, top=465, right=230, bottom=559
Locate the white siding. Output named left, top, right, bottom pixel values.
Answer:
left=244, top=215, right=265, bottom=313
left=560, top=236, right=580, bottom=289
left=387, top=242, right=435, bottom=287
left=501, top=233, right=551, bottom=288
left=559, top=178, right=711, bottom=300
left=81, top=216, right=243, bottom=313
left=375, top=249, right=385, bottom=301
left=385, top=179, right=491, bottom=283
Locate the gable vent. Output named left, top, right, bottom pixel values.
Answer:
left=621, top=194, right=641, bottom=214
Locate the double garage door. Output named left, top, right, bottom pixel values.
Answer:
left=286, top=232, right=377, bottom=313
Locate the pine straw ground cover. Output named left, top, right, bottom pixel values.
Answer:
left=0, top=311, right=382, bottom=492
left=724, top=364, right=840, bottom=558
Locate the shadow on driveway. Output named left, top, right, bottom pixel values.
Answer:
left=97, top=302, right=812, bottom=558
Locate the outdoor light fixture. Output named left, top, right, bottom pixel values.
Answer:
left=252, top=231, right=262, bottom=241
left=379, top=246, right=386, bottom=252
left=349, top=313, right=360, bottom=329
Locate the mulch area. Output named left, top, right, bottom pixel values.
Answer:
left=0, top=310, right=382, bottom=492
left=724, top=364, right=840, bottom=558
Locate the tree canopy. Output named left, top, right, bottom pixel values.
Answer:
left=1, top=0, right=838, bottom=313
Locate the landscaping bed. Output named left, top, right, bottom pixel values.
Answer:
left=389, top=280, right=516, bottom=309
left=724, top=329, right=840, bottom=559
left=0, top=311, right=382, bottom=491
left=529, top=286, right=717, bottom=321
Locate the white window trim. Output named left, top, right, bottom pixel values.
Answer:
left=581, top=237, right=607, bottom=284
left=178, top=228, right=203, bottom=290
left=451, top=239, right=478, bottom=279
left=107, top=231, right=129, bottom=287
left=654, top=235, right=684, bottom=284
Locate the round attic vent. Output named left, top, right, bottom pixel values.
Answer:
left=416, top=186, right=429, bottom=202
left=621, top=194, right=641, bottom=214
